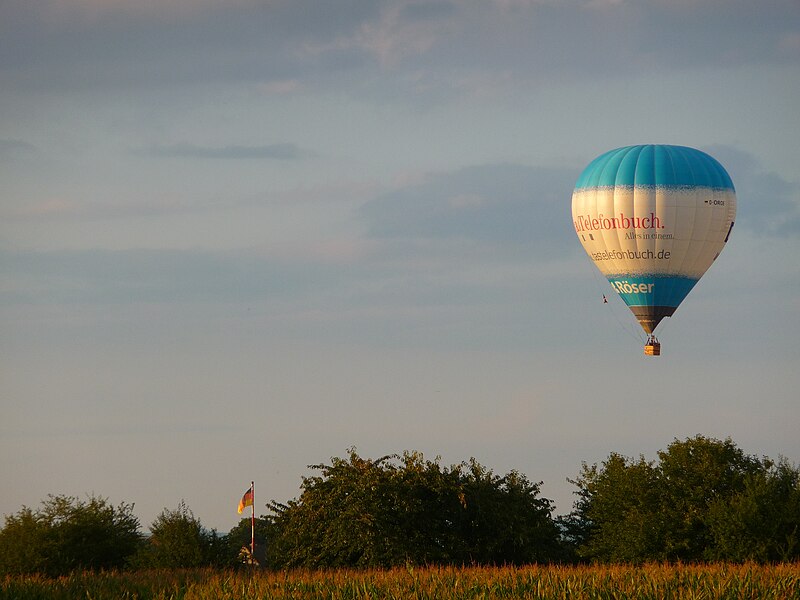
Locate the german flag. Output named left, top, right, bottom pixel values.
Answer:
left=237, top=485, right=254, bottom=514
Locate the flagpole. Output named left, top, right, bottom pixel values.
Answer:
left=250, top=480, right=255, bottom=564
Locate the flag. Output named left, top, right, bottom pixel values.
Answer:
left=238, top=486, right=254, bottom=514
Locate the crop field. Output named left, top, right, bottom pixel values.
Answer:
left=2, top=563, right=799, bottom=600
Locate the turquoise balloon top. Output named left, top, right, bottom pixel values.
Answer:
left=574, top=145, right=735, bottom=191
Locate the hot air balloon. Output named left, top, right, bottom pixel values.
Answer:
left=571, top=145, right=736, bottom=355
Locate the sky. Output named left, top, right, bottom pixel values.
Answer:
left=2, top=0, right=799, bottom=533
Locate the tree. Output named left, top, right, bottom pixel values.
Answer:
left=266, top=450, right=430, bottom=568
left=564, top=453, right=662, bottom=563
left=706, top=459, right=800, bottom=562
left=0, top=507, right=49, bottom=575
left=565, top=435, right=800, bottom=563
left=264, top=448, right=563, bottom=568
left=133, top=501, right=223, bottom=568
left=656, top=435, right=763, bottom=560
left=455, top=459, right=563, bottom=564
left=0, top=494, right=141, bottom=576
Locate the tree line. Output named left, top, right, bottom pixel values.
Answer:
left=1, top=435, right=798, bottom=575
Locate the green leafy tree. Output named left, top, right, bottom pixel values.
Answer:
left=133, top=501, right=223, bottom=568
left=657, top=435, right=764, bottom=560
left=0, top=495, right=141, bottom=576
left=706, top=459, right=800, bottom=561
left=265, top=451, right=416, bottom=568
left=0, top=507, right=49, bottom=575
left=264, top=448, right=562, bottom=568
left=566, top=435, right=800, bottom=563
left=563, top=453, right=662, bottom=562
left=455, top=459, right=563, bottom=564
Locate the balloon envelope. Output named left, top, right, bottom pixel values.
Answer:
left=572, top=145, right=736, bottom=334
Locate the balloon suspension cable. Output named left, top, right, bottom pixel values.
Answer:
left=582, top=255, right=644, bottom=344
left=612, top=302, right=647, bottom=344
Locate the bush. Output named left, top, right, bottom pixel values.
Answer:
left=264, top=449, right=564, bottom=568
left=132, top=501, right=224, bottom=568
left=0, top=494, right=141, bottom=576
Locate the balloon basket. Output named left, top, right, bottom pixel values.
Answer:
left=644, top=336, right=661, bottom=356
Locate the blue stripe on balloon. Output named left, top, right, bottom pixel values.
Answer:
left=606, top=275, right=699, bottom=310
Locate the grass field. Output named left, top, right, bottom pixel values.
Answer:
left=2, top=563, right=799, bottom=599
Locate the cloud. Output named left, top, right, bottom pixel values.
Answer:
left=346, top=1, right=458, bottom=68
left=0, top=0, right=377, bottom=90
left=0, top=248, right=346, bottom=306
left=1, top=179, right=377, bottom=228
left=256, top=79, right=303, bottom=95
left=137, top=142, right=312, bottom=160
left=34, top=0, right=259, bottom=24
left=2, top=0, right=796, bottom=94
left=706, top=145, right=800, bottom=237
left=0, top=139, right=38, bottom=160
left=361, top=163, right=577, bottom=255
